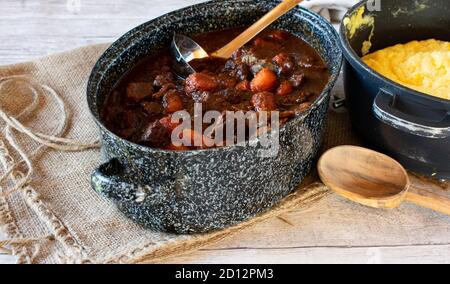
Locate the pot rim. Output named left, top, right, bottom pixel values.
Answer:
left=87, top=0, right=343, bottom=155
left=339, top=0, right=450, bottom=106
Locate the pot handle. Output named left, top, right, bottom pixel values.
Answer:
left=91, top=158, right=143, bottom=202
left=372, top=89, right=450, bottom=139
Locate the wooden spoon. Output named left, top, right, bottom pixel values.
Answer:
left=212, top=0, right=303, bottom=59
left=172, top=0, right=303, bottom=78
left=317, top=145, right=450, bottom=215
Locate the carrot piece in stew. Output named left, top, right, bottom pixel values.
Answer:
left=250, top=68, right=278, bottom=92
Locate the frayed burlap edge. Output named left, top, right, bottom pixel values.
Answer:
left=1, top=177, right=330, bottom=263
left=0, top=71, right=100, bottom=263
left=0, top=186, right=89, bottom=264
left=0, top=192, right=32, bottom=263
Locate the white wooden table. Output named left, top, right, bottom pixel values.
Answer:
left=1, top=0, right=450, bottom=264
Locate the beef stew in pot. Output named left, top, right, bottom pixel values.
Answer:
left=101, top=28, right=330, bottom=150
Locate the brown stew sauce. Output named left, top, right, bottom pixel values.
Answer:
left=101, top=28, right=330, bottom=150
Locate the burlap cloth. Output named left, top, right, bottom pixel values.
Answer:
left=0, top=43, right=361, bottom=264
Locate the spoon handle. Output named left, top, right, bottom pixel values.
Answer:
left=211, top=0, right=303, bottom=59
left=406, top=186, right=450, bottom=216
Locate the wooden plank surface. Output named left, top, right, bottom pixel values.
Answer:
left=160, top=178, right=450, bottom=264
left=1, top=0, right=450, bottom=264
left=0, top=0, right=206, bottom=64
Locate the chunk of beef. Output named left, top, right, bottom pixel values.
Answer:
left=272, top=53, right=295, bottom=74
left=162, top=90, right=184, bottom=113
left=190, top=91, right=211, bottom=104
left=289, top=73, right=305, bottom=88
left=185, top=73, right=219, bottom=94
left=217, top=74, right=237, bottom=89
left=141, top=101, right=163, bottom=117
left=224, top=59, right=250, bottom=81
left=152, top=83, right=176, bottom=99
left=126, top=82, right=153, bottom=102
left=153, top=72, right=174, bottom=88
left=219, top=88, right=243, bottom=105
left=139, top=121, right=170, bottom=147
left=241, top=52, right=276, bottom=75
left=159, top=115, right=180, bottom=133
left=276, top=80, right=294, bottom=96
left=252, top=92, right=277, bottom=112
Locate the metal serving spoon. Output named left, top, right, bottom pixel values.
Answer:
left=171, top=0, right=303, bottom=79
left=317, top=145, right=450, bottom=216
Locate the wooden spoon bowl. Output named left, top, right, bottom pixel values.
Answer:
left=318, top=146, right=450, bottom=215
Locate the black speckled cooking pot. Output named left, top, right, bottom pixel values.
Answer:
left=340, top=0, right=450, bottom=179
left=87, top=0, right=342, bottom=234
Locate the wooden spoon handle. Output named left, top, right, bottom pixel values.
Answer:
left=406, top=186, right=450, bottom=216
left=211, top=0, right=303, bottom=59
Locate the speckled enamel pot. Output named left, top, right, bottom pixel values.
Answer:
left=87, top=0, right=342, bottom=234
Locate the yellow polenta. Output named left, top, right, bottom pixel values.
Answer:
left=362, top=39, right=450, bottom=100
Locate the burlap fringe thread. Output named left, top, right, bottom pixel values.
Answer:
left=0, top=76, right=330, bottom=264
left=0, top=76, right=100, bottom=263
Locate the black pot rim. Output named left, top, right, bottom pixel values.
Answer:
left=339, top=0, right=450, bottom=106
left=87, top=0, right=342, bottom=155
